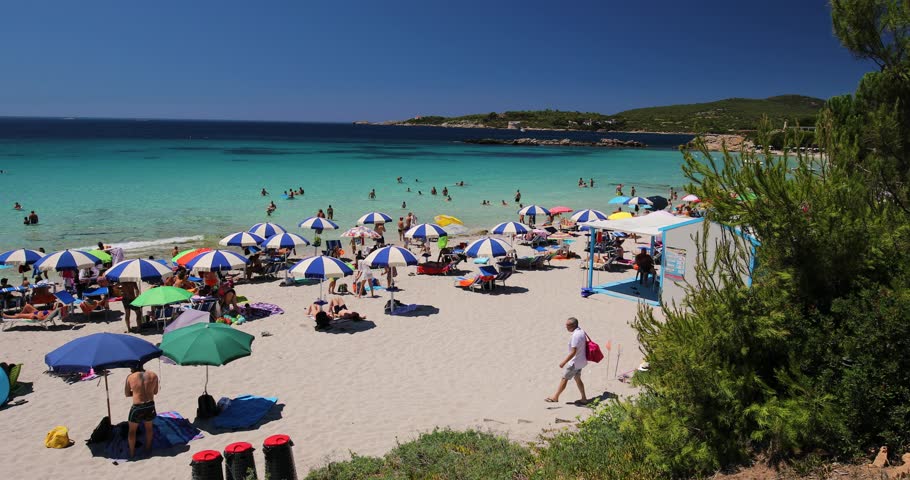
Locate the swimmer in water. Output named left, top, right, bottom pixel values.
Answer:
left=13, top=202, right=21, bottom=210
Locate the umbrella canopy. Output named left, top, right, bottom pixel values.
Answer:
left=249, top=222, right=287, bottom=238
left=105, top=259, right=174, bottom=283
left=45, top=333, right=161, bottom=373
left=357, top=212, right=392, bottom=225
left=570, top=209, right=608, bottom=223
left=261, top=232, right=311, bottom=249
left=34, top=249, right=101, bottom=272
left=608, top=212, right=634, bottom=220
left=131, top=286, right=193, bottom=307
left=465, top=237, right=513, bottom=258
left=647, top=196, right=669, bottom=211
left=608, top=196, right=630, bottom=205
left=289, top=256, right=354, bottom=279
left=365, top=246, right=419, bottom=267
left=341, top=226, right=380, bottom=238
left=624, top=196, right=654, bottom=206
left=0, top=248, right=44, bottom=266
left=164, top=309, right=211, bottom=334
left=185, top=250, right=249, bottom=272
left=549, top=206, right=572, bottom=214
left=681, top=194, right=700, bottom=202
left=298, top=217, right=339, bottom=231
left=518, top=205, right=550, bottom=216
left=87, top=249, right=112, bottom=263
left=219, top=231, right=266, bottom=247
left=160, top=323, right=254, bottom=366
left=491, top=221, right=530, bottom=235
left=434, top=215, right=464, bottom=226
left=405, top=223, right=448, bottom=239
left=173, top=248, right=211, bottom=266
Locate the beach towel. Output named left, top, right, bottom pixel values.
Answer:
left=212, top=395, right=278, bottom=429
left=246, top=302, right=284, bottom=319
left=99, top=411, right=202, bottom=459
left=473, top=257, right=489, bottom=264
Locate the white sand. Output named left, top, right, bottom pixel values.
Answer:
left=0, top=237, right=656, bottom=479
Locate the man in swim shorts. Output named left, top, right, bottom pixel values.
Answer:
left=125, top=366, right=159, bottom=458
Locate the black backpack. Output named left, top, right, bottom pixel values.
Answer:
left=87, top=416, right=112, bottom=444
left=197, top=393, right=218, bottom=419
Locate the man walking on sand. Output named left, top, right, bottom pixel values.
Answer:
left=125, top=365, right=159, bottom=458
left=546, top=317, right=588, bottom=404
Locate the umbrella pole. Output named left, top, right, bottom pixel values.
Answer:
left=104, top=373, right=112, bottom=420
left=204, top=365, right=209, bottom=395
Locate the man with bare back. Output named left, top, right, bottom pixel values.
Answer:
left=125, top=366, right=159, bottom=458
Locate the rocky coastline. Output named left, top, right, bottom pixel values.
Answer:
left=463, top=137, right=647, bottom=148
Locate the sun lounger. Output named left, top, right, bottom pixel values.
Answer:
left=1, top=308, right=61, bottom=331
left=493, top=269, right=513, bottom=287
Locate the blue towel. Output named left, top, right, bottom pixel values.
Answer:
left=473, top=257, right=489, bottom=264
left=213, top=395, right=277, bottom=429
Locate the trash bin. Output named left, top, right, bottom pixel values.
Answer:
left=191, top=450, right=224, bottom=480
left=224, top=442, right=256, bottom=480
left=262, top=434, right=296, bottom=480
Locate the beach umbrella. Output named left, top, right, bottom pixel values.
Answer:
left=0, top=248, right=44, bottom=266
left=87, top=249, right=112, bottom=263
left=34, top=249, right=101, bottom=272
left=608, top=196, right=630, bottom=204
left=608, top=212, right=633, bottom=220
left=647, top=196, right=669, bottom=211
left=45, top=333, right=162, bottom=419
left=164, top=309, right=211, bottom=334
left=173, top=247, right=211, bottom=266
left=624, top=196, right=654, bottom=206
left=341, top=226, right=380, bottom=239
left=261, top=232, right=310, bottom=250
left=464, top=237, right=513, bottom=258
left=105, top=259, right=174, bottom=283
left=297, top=216, right=339, bottom=231
left=405, top=223, right=448, bottom=239
left=549, top=206, right=572, bottom=214
left=289, top=256, right=354, bottom=301
left=185, top=250, right=249, bottom=272
left=518, top=205, right=550, bottom=216
left=160, top=323, right=254, bottom=394
left=131, top=286, right=194, bottom=307
left=681, top=194, right=700, bottom=202
left=491, top=221, right=530, bottom=235
left=219, top=231, right=266, bottom=247
left=434, top=215, right=464, bottom=226
left=357, top=211, right=392, bottom=225
left=249, top=222, right=287, bottom=238
left=365, top=246, right=419, bottom=313
left=570, top=209, right=608, bottom=223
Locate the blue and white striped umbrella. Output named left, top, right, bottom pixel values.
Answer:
left=104, top=259, right=174, bottom=283
left=298, top=216, right=339, bottom=231
left=249, top=222, right=287, bottom=238
left=624, top=196, right=653, bottom=206
left=518, top=204, right=550, bottom=216
left=365, top=246, right=419, bottom=267
left=262, top=232, right=311, bottom=249
left=184, top=250, right=249, bottom=272
left=491, top=221, right=530, bottom=235
left=289, top=256, right=354, bottom=279
left=0, top=248, right=45, bottom=266
left=464, top=237, right=513, bottom=258
left=608, top=196, right=630, bottom=204
left=34, top=250, right=102, bottom=272
left=219, top=231, right=266, bottom=247
left=357, top=211, right=393, bottom=225
left=405, top=223, right=448, bottom=239
left=570, top=209, right=608, bottom=223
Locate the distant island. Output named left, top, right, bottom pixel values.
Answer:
left=361, top=95, right=824, bottom=134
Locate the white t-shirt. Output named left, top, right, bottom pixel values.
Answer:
left=568, top=327, right=588, bottom=369
left=358, top=261, right=374, bottom=279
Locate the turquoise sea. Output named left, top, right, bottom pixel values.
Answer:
left=0, top=119, right=693, bottom=257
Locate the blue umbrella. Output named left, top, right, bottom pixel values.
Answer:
left=464, top=237, right=513, bottom=258
left=289, top=256, right=354, bottom=301
left=219, top=231, right=266, bottom=247
left=357, top=211, right=393, bottom=225
left=261, top=232, right=311, bottom=249
left=34, top=249, right=101, bottom=272
left=298, top=217, right=339, bottom=231
left=0, top=248, right=44, bottom=266
left=249, top=222, right=287, bottom=238
left=570, top=209, right=608, bottom=223
left=104, top=259, right=174, bottom=283
left=491, top=221, right=530, bottom=236
left=624, top=196, right=654, bottom=206
left=608, top=196, right=630, bottom=205
left=185, top=250, right=249, bottom=272
left=364, top=246, right=419, bottom=312
left=518, top=205, right=550, bottom=216
left=404, top=223, right=448, bottom=239
left=45, top=333, right=162, bottom=419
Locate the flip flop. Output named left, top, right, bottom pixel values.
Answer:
left=544, top=398, right=558, bottom=403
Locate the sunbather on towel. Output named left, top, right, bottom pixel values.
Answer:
left=327, top=296, right=365, bottom=320
left=3, top=302, right=60, bottom=320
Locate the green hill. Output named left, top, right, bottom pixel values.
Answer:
left=401, top=95, right=825, bottom=133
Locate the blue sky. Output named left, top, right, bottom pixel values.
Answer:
left=0, top=0, right=872, bottom=121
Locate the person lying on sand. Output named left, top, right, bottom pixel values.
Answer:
left=327, top=296, right=365, bottom=320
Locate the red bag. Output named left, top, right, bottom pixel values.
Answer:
left=585, top=333, right=604, bottom=363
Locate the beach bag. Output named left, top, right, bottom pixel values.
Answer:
left=45, top=426, right=73, bottom=448
left=197, top=393, right=218, bottom=419
left=585, top=333, right=604, bottom=363
left=337, top=283, right=348, bottom=294
left=87, top=416, right=112, bottom=444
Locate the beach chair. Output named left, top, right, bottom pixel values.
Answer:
left=454, top=275, right=485, bottom=292
left=53, top=291, right=80, bottom=318
left=1, top=308, right=62, bottom=331
left=81, top=287, right=110, bottom=320
left=493, top=269, right=513, bottom=287
left=515, top=256, right=536, bottom=270
left=531, top=255, right=548, bottom=270
left=322, top=240, right=342, bottom=257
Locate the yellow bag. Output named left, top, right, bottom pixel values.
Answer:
left=45, top=426, right=72, bottom=449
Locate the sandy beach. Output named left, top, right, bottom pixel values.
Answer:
left=0, top=235, right=655, bottom=479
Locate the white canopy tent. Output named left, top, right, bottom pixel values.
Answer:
left=581, top=211, right=695, bottom=237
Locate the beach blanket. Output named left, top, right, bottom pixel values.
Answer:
left=246, top=302, right=284, bottom=319
left=212, top=395, right=277, bottom=429
left=100, top=411, right=202, bottom=459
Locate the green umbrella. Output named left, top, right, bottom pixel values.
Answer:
left=88, top=249, right=112, bottom=263
left=160, top=323, right=254, bottom=393
left=131, top=286, right=193, bottom=307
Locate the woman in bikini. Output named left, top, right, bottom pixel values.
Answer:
left=3, top=302, right=60, bottom=320
left=327, top=296, right=365, bottom=320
